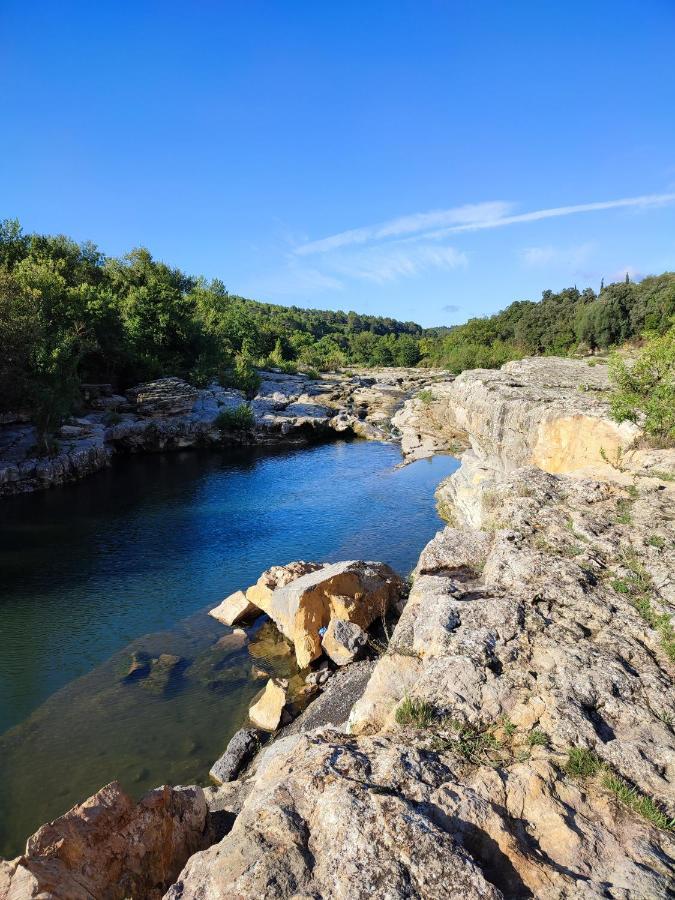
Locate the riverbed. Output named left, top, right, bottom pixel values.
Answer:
left=0, top=439, right=458, bottom=857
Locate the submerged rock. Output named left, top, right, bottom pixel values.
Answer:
left=0, top=781, right=206, bottom=900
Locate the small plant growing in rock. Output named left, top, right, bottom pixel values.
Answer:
left=611, top=547, right=675, bottom=662
left=527, top=728, right=548, bottom=747
left=647, top=534, right=666, bottom=549
left=601, top=772, right=675, bottom=831
left=103, top=410, right=122, bottom=426
left=614, top=498, right=633, bottom=525
left=417, top=389, right=433, bottom=405
left=600, top=445, right=627, bottom=472
left=565, top=747, right=602, bottom=777
left=214, top=404, right=254, bottom=432
left=395, top=696, right=436, bottom=728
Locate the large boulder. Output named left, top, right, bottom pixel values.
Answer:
left=126, top=378, right=199, bottom=417
left=208, top=590, right=258, bottom=626
left=249, top=678, right=287, bottom=731
left=0, top=782, right=206, bottom=900
left=244, top=560, right=325, bottom=609
left=209, top=728, right=261, bottom=785
left=255, top=560, right=404, bottom=668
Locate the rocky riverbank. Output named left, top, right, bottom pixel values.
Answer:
left=2, top=356, right=674, bottom=899
left=0, top=367, right=446, bottom=497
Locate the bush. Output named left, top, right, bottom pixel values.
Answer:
left=221, top=354, right=261, bottom=396
left=214, top=404, right=254, bottom=431
left=609, top=324, right=675, bottom=445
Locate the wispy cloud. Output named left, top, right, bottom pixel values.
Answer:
left=325, top=243, right=467, bottom=284
left=520, top=242, right=594, bottom=269
left=442, top=303, right=461, bottom=313
left=294, top=202, right=511, bottom=256
left=296, top=191, right=675, bottom=256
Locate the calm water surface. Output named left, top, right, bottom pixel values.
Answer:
left=0, top=440, right=458, bottom=857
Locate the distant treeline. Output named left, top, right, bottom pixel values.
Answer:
left=0, top=220, right=422, bottom=433
left=422, top=275, right=675, bottom=371
left=1, top=219, right=673, bottom=436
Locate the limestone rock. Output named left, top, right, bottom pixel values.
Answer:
left=126, top=377, right=199, bottom=417
left=252, top=560, right=404, bottom=668
left=208, top=589, right=259, bottom=626
left=244, top=560, right=325, bottom=610
left=321, top=618, right=369, bottom=666
left=209, top=729, right=260, bottom=785
left=166, top=733, right=503, bottom=900
left=249, top=678, right=287, bottom=731
left=1, top=781, right=206, bottom=900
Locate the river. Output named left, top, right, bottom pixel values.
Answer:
left=0, top=439, right=458, bottom=857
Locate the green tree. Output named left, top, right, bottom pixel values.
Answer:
left=609, top=324, right=675, bottom=445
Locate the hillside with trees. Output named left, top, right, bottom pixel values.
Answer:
left=1, top=219, right=673, bottom=438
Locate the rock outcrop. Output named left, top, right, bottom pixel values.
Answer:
left=0, top=782, right=207, bottom=900
left=0, top=368, right=444, bottom=497
left=168, top=357, right=675, bottom=899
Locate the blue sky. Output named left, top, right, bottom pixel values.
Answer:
left=1, top=1, right=674, bottom=327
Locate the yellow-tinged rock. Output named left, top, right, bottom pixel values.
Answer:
left=249, top=679, right=287, bottom=731
left=265, top=561, right=404, bottom=668
left=209, top=590, right=258, bottom=627
left=245, top=561, right=324, bottom=612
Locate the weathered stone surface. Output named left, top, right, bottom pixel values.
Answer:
left=126, top=377, right=199, bottom=417
left=208, top=589, right=259, bottom=626
left=244, top=560, right=325, bottom=611
left=1, top=368, right=446, bottom=497
left=209, top=729, right=260, bottom=785
left=321, top=618, right=368, bottom=666
left=166, top=733, right=503, bottom=900
left=254, top=560, right=404, bottom=668
left=249, top=678, right=287, bottom=731
left=1, top=781, right=206, bottom=900
left=396, top=357, right=640, bottom=472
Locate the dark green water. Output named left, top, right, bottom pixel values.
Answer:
left=0, top=440, right=458, bottom=857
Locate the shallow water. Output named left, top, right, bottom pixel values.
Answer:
left=0, top=440, right=458, bottom=857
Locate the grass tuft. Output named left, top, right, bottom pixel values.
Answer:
left=566, top=747, right=603, bottom=777
left=395, top=696, right=436, bottom=728
left=602, top=772, right=675, bottom=831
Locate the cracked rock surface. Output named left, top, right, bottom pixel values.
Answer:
left=167, top=357, right=675, bottom=899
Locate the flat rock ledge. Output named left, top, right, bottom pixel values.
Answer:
left=0, top=367, right=444, bottom=497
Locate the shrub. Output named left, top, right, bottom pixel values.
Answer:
left=214, top=404, right=253, bottom=431
left=221, top=354, right=261, bottom=396
left=609, top=324, right=675, bottom=445
left=417, top=388, right=433, bottom=405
